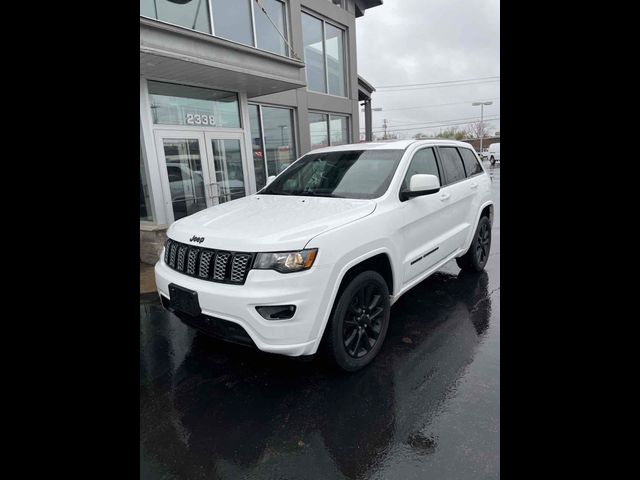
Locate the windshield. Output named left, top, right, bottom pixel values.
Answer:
left=259, top=149, right=405, bottom=199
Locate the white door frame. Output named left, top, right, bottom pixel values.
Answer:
left=154, top=129, right=250, bottom=224
left=154, top=130, right=211, bottom=225
left=203, top=131, right=249, bottom=206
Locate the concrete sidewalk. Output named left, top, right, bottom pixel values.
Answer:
left=140, top=262, right=156, bottom=295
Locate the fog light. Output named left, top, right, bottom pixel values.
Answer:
left=256, top=305, right=296, bottom=320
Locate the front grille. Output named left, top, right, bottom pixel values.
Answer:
left=163, top=238, right=254, bottom=285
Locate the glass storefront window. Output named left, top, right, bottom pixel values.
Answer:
left=142, top=1, right=291, bottom=58
left=302, top=13, right=346, bottom=97
left=262, top=106, right=296, bottom=177
left=302, top=13, right=326, bottom=93
left=309, top=112, right=329, bottom=149
left=249, top=105, right=297, bottom=190
left=211, top=0, right=253, bottom=46
left=325, top=24, right=346, bottom=97
left=309, top=112, right=350, bottom=148
left=330, top=115, right=349, bottom=145
left=249, top=105, right=267, bottom=190
left=148, top=81, right=241, bottom=128
left=140, top=144, right=153, bottom=221
left=140, top=0, right=211, bottom=34
left=255, top=0, right=288, bottom=56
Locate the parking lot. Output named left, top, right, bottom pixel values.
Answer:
left=140, top=164, right=500, bottom=480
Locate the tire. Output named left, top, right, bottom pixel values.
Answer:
left=456, top=215, right=492, bottom=272
left=490, top=156, right=495, bottom=166
left=322, top=270, right=391, bottom=372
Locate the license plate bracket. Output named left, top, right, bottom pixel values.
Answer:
left=169, top=283, right=201, bottom=317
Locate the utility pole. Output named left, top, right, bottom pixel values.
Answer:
left=382, top=119, right=388, bottom=140
left=472, top=101, right=493, bottom=152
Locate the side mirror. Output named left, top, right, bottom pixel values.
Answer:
left=401, top=174, right=440, bottom=201
left=266, top=175, right=276, bottom=186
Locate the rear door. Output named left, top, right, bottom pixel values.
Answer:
left=436, top=146, right=476, bottom=254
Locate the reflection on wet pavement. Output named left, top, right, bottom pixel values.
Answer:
left=140, top=167, right=500, bottom=480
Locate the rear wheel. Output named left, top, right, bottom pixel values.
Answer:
left=490, top=156, right=496, bottom=165
left=456, top=216, right=492, bottom=272
left=322, top=271, right=390, bottom=372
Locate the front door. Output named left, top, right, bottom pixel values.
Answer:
left=155, top=130, right=248, bottom=222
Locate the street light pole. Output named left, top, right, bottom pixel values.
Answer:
left=472, top=101, right=493, bottom=152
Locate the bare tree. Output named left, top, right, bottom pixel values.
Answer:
left=465, top=121, right=493, bottom=139
left=436, top=127, right=466, bottom=140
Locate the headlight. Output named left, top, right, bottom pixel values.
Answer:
left=253, top=249, right=318, bottom=273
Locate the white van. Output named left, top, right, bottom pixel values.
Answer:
left=488, top=143, right=500, bottom=165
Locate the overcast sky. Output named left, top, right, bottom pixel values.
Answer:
left=356, top=0, right=500, bottom=140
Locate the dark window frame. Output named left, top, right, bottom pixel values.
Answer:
left=397, top=146, right=442, bottom=201
left=436, top=146, right=469, bottom=186
left=457, top=147, right=484, bottom=178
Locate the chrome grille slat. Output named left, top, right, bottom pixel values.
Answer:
left=177, top=245, right=188, bottom=271
left=198, top=250, right=214, bottom=278
left=163, top=239, right=252, bottom=285
left=231, top=254, right=251, bottom=282
left=164, top=239, right=172, bottom=264
left=186, top=247, right=199, bottom=275
left=169, top=242, right=178, bottom=268
left=213, top=252, right=231, bottom=281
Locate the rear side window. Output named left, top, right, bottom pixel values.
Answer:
left=401, top=147, right=440, bottom=190
left=459, top=148, right=484, bottom=176
left=438, top=147, right=467, bottom=184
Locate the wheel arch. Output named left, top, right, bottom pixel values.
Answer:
left=311, top=248, right=396, bottom=353
left=459, top=201, right=494, bottom=256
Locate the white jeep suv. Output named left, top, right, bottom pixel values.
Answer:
left=155, top=140, right=493, bottom=371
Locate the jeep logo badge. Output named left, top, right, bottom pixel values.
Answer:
left=189, top=235, right=205, bottom=244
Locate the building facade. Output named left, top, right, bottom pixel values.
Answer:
left=140, top=0, right=382, bottom=263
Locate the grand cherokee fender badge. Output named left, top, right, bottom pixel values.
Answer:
left=189, top=235, right=205, bottom=244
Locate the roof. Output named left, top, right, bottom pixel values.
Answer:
left=357, top=75, right=376, bottom=93
left=358, top=75, right=376, bottom=101
left=355, top=0, right=384, bottom=17
left=307, top=139, right=475, bottom=154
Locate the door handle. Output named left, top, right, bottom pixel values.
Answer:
left=439, top=192, right=451, bottom=201
left=470, top=182, right=478, bottom=189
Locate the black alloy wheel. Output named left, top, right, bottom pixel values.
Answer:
left=476, top=220, right=491, bottom=266
left=343, top=282, right=385, bottom=358
left=456, top=215, right=492, bottom=272
left=323, top=270, right=391, bottom=371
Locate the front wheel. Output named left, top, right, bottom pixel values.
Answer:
left=322, top=271, right=391, bottom=372
left=456, top=216, right=492, bottom=272
left=490, top=156, right=496, bottom=166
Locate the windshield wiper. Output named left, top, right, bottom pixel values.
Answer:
left=296, top=191, right=344, bottom=198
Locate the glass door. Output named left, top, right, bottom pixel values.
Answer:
left=204, top=132, right=248, bottom=206
left=155, top=130, right=249, bottom=222
left=154, top=131, right=213, bottom=222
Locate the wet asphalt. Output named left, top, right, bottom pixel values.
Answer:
left=140, top=164, right=500, bottom=480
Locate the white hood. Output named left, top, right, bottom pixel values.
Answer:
left=167, top=194, right=376, bottom=252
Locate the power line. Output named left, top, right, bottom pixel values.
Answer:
left=375, top=79, right=500, bottom=93
left=369, top=117, right=501, bottom=134
left=362, top=115, right=500, bottom=132
left=364, top=98, right=500, bottom=112
left=375, top=76, right=500, bottom=89
left=379, top=115, right=500, bottom=129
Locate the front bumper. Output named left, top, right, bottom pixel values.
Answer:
left=154, top=256, right=333, bottom=356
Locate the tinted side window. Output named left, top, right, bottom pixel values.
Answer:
left=401, top=148, right=440, bottom=190
left=459, top=148, right=483, bottom=176
left=439, top=147, right=467, bottom=184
